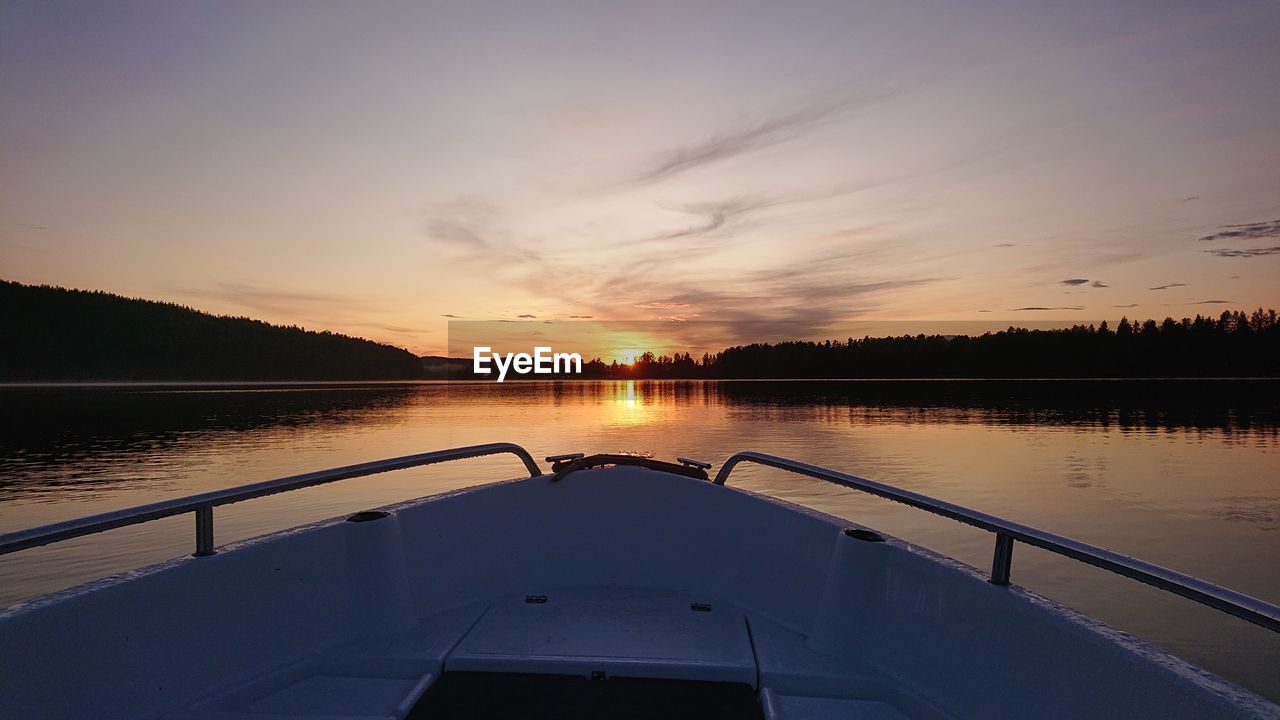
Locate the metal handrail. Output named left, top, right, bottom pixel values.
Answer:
left=713, top=450, right=1280, bottom=633
left=0, top=442, right=541, bottom=558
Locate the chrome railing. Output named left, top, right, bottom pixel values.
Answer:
left=0, top=443, right=541, bottom=558
left=714, top=450, right=1280, bottom=634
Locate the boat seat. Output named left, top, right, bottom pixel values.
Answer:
left=445, top=588, right=758, bottom=686
left=749, top=617, right=952, bottom=720
left=173, top=656, right=434, bottom=720
left=167, top=605, right=485, bottom=720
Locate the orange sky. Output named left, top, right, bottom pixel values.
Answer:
left=2, top=2, right=1277, bottom=356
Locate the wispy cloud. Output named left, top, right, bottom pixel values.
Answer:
left=634, top=101, right=844, bottom=185
left=1205, top=246, right=1280, bottom=258
left=629, top=86, right=900, bottom=186
left=642, top=185, right=883, bottom=245
left=178, top=282, right=414, bottom=344
left=190, top=282, right=381, bottom=318
left=645, top=197, right=773, bottom=243
left=569, top=315, right=595, bottom=319
left=635, top=302, right=691, bottom=310
left=1112, top=303, right=1139, bottom=308
left=1149, top=282, right=1188, bottom=290
left=1010, top=306, right=1085, bottom=311
left=517, top=314, right=537, bottom=319
left=426, top=199, right=495, bottom=251
left=1197, top=219, right=1280, bottom=242
left=424, top=198, right=540, bottom=265
left=1091, top=280, right=1108, bottom=288
left=1060, top=278, right=1089, bottom=286
left=0, top=241, right=51, bottom=254
left=364, top=322, right=423, bottom=335
left=544, top=239, right=940, bottom=348
left=1190, top=299, right=1232, bottom=304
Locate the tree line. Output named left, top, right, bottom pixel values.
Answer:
left=1, top=280, right=426, bottom=381
left=484, top=309, right=1279, bottom=379
left=6, top=279, right=1276, bottom=380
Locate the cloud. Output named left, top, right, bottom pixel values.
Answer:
left=190, top=282, right=382, bottom=318
left=569, top=314, right=595, bottom=319
left=1205, top=246, right=1280, bottom=258
left=1190, top=300, right=1232, bottom=305
left=633, top=100, right=846, bottom=185
left=1197, top=219, right=1280, bottom=242
left=645, top=197, right=772, bottom=242
left=1010, top=306, right=1086, bottom=311
left=424, top=198, right=540, bottom=265
left=629, top=85, right=901, bottom=186
left=1148, top=282, right=1188, bottom=290
left=179, top=282, right=419, bottom=345
left=512, top=222, right=941, bottom=349
left=0, top=241, right=48, bottom=253
left=635, top=302, right=691, bottom=310
left=993, top=243, right=1017, bottom=248
left=561, top=258, right=941, bottom=348
left=441, top=314, right=463, bottom=319
left=426, top=201, right=494, bottom=251
left=364, top=322, right=421, bottom=334
left=1059, top=278, right=1107, bottom=288
left=517, top=314, right=537, bottom=319
left=1112, top=304, right=1139, bottom=308
left=642, top=185, right=879, bottom=244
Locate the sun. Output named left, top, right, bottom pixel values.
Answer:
left=615, top=348, right=645, bottom=365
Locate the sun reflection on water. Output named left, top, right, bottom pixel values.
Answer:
left=608, top=380, right=655, bottom=426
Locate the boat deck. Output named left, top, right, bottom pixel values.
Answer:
left=177, top=587, right=930, bottom=720
left=6, top=452, right=1276, bottom=719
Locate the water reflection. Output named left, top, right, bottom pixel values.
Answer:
left=2, top=379, right=1276, bottom=518
left=0, top=385, right=420, bottom=498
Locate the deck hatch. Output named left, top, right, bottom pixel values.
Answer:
left=444, top=590, right=757, bottom=686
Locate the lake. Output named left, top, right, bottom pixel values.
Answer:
left=1, top=380, right=1277, bottom=700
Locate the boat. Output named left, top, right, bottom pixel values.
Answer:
left=1, top=442, right=1277, bottom=719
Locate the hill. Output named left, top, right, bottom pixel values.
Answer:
left=1, top=280, right=425, bottom=381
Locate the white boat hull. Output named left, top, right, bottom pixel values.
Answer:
left=2, top=466, right=1276, bottom=719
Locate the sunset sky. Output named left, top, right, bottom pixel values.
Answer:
left=2, top=0, right=1278, bottom=356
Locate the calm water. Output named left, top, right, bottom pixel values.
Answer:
left=1, top=380, right=1278, bottom=700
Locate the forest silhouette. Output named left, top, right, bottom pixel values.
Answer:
left=2, top=281, right=424, bottom=380
left=448, top=311, right=1280, bottom=379
left=563, top=312, right=1280, bottom=381
left=572, top=310, right=1280, bottom=379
